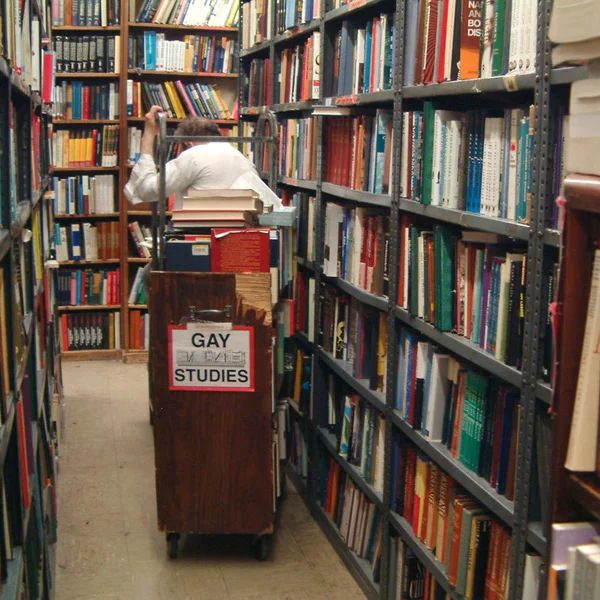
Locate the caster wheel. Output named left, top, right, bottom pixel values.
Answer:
left=253, top=535, right=271, bottom=561
left=167, top=533, right=179, bottom=559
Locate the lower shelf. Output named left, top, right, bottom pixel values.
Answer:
left=123, top=350, right=149, bottom=364
left=286, top=463, right=380, bottom=600
left=61, top=349, right=123, bottom=361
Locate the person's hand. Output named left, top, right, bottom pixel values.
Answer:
left=144, top=105, right=164, bottom=139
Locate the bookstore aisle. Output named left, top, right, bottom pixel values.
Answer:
left=55, top=360, right=366, bottom=600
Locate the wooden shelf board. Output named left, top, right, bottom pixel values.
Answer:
left=128, top=22, right=238, bottom=32
left=53, top=119, right=120, bottom=125
left=52, top=26, right=121, bottom=31
left=51, top=166, right=119, bottom=172
left=567, top=473, right=600, bottom=520
left=58, top=259, right=120, bottom=265
left=54, top=213, right=120, bottom=219
left=123, top=350, right=148, bottom=364
left=55, top=72, right=120, bottom=78
left=127, top=117, right=236, bottom=125
left=128, top=257, right=152, bottom=263
left=57, top=305, right=120, bottom=311
left=128, top=304, right=148, bottom=309
left=127, top=69, right=237, bottom=78
left=61, top=349, right=123, bottom=361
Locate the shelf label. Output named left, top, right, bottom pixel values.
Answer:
left=348, top=0, right=367, bottom=10
left=168, top=325, right=255, bottom=392
left=336, top=95, right=358, bottom=105
left=286, top=27, right=301, bottom=37
left=504, top=75, right=518, bottom=92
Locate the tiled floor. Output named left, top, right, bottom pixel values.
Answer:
left=56, top=361, right=367, bottom=600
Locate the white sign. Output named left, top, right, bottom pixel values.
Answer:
left=168, top=325, right=255, bottom=392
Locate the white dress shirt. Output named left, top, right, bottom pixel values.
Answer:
left=124, top=141, right=282, bottom=209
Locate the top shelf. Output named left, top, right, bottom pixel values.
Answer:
left=52, top=25, right=121, bottom=32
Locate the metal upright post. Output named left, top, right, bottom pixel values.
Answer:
left=510, top=0, right=553, bottom=597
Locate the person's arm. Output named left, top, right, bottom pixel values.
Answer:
left=124, top=106, right=197, bottom=205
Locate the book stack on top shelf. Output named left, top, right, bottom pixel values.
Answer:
left=237, top=0, right=586, bottom=594
left=50, top=0, right=240, bottom=361
left=0, top=0, right=63, bottom=595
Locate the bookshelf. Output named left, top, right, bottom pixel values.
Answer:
left=238, top=0, right=576, bottom=595
left=49, top=0, right=240, bottom=361
left=0, top=0, right=62, bottom=594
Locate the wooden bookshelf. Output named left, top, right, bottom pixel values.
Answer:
left=127, top=70, right=237, bottom=78
left=54, top=73, right=121, bottom=78
left=52, top=166, right=120, bottom=172
left=128, top=22, right=237, bottom=32
left=52, top=25, right=121, bottom=31
left=54, top=119, right=120, bottom=125
left=61, top=349, right=123, bottom=361
left=54, top=213, right=120, bottom=219
left=57, top=305, right=121, bottom=311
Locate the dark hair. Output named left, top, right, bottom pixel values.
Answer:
left=174, top=117, right=222, bottom=138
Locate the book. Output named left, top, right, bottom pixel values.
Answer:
left=278, top=117, right=318, bottom=181
left=52, top=0, right=121, bottom=25
left=52, top=126, right=119, bottom=168
left=210, top=228, right=271, bottom=273
left=135, top=0, right=239, bottom=26
left=52, top=175, right=117, bottom=214
left=54, top=35, right=121, bottom=73
left=57, top=268, right=121, bottom=306
left=278, top=32, right=321, bottom=103
left=53, top=81, right=120, bottom=121
left=60, top=312, right=121, bottom=350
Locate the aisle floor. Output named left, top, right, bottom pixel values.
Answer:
left=56, top=361, right=367, bottom=600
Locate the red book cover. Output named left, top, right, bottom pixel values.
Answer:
left=370, top=18, right=380, bottom=92
left=404, top=448, right=417, bottom=522
left=466, top=244, right=476, bottom=338
left=437, top=0, right=451, bottom=81
left=447, top=498, right=469, bottom=586
left=16, top=400, right=31, bottom=510
left=324, top=459, right=334, bottom=513
left=407, top=112, right=414, bottom=198
left=42, top=52, right=55, bottom=104
left=451, top=370, right=466, bottom=457
left=210, top=228, right=270, bottom=273
left=82, top=85, right=90, bottom=120
left=423, top=0, right=440, bottom=84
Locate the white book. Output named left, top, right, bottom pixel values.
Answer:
left=444, top=0, right=457, bottom=80
left=522, top=553, right=542, bottom=600
left=307, top=277, right=315, bottom=342
left=403, top=227, right=410, bottom=308
left=424, top=353, right=450, bottom=441
left=481, top=118, right=494, bottom=215
left=508, top=0, right=522, bottom=72
left=323, top=203, right=344, bottom=277
left=447, top=119, right=462, bottom=208
left=490, top=117, right=504, bottom=216
left=373, top=416, right=385, bottom=494
left=354, top=29, right=365, bottom=94
left=495, top=258, right=510, bottom=362
left=114, top=312, right=121, bottom=349
left=566, top=249, right=600, bottom=471
left=31, top=18, right=40, bottom=91
left=480, top=0, right=495, bottom=77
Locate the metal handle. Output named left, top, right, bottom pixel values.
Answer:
left=179, top=305, right=232, bottom=325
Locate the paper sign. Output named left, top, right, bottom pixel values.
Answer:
left=168, top=325, right=255, bottom=392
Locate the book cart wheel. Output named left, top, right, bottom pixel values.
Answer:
left=252, top=535, right=271, bottom=561
left=166, top=533, right=180, bottom=559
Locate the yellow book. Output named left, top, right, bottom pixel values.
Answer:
left=164, top=81, right=185, bottom=118
left=209, top=84, right=231, bottom=118
left=86, top=130, right=93, bottom=166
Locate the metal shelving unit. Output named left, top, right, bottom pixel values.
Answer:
left=238, top=0, right=564, bottom=594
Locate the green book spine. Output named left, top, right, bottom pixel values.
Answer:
left=410, top=227, right=420, bottom=315
left=472, top=249, right=485, bottom=345
left=439, top=226, right=454, bottom=331
left=460, top=372, right=474, bottom=469
left=433, top=226, right=441, bottom=329
left=424, top=233, right=431, bottom=323
left=421, top=102, right=435, bottom=205
left=492, top=0, right=506, bottom=76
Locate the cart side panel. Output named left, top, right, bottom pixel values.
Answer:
left=150, top=271, right=274, bottom=535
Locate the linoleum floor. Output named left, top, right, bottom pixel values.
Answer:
left=55, top=360, right=367, bottom=600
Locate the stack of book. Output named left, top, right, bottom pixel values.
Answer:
left=56, top=268, right=121, bottom=307
left=54, top=35, right=121, bottom=73
left=320, top=457, right=384, bottom=581
left=400, top=104, right=535, bottom=222
left=134, top=0, right=239, bottom=26
left=126, top=80, right=232, bottom=120
left=170, top=190, right=263, bottom=229
left=320, top=284, right=388, bottom=393
left=128, top=267, right=148, bottom=305
left=323, top=204, right=390, bottom=297
left=323, top=111, right=393, bottom=195
left=393, top=452, right=512, bottom=598
left=241, top=0, right=273, bottom=47
left=332, top=16, right=394, bottom=97
left=53, top=82, right=120, bottom=121
left=55, top=222, right=121, bottom=261
left=59, top=312, right=121, bottom=350
left=51, top=0, right=121, bottom=26
left=246, top=58, right=271, bottom=107
left=53, top=175, right=117, bottom=214
left=278, top=117, right=318, bottom=181
left=403, top=0, right=537, bottom=85
left=278, top=33, right=321, bottom=103
left=395, top=341, right=521, bottom=499
left=398, top=222, right=527, bottom=368
left=52, top=127, right=120, bottom=168
left=128, top=33, right=236, bottom=74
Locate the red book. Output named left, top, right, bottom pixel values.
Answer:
left=324, top=459, right=334, bottom=513
left=423, top=0, right=440, bottom=84
left=16, top=400, right=31, bottom=510
left=210, top=228, right=270, bottom=273
left=403, top=448, right=417, bottom=522
left=437, top=0, right=451, bottom=82
left=82, top=85, right=90, bottom=120
left=42, top=52, right=55, bottom=104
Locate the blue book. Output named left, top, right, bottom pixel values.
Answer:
left=144, top=31, right=157, bottom=70
left=52, top=177, right=59, bottom=213
left=373, top=110, right=393, bottom=194
left=364, top=21, right=373, bottom=94
left=338, top=21, right=351, bottom=97
left=76, top=270, right=82, bottom=305
left=404, top=332, right=417, bottom=421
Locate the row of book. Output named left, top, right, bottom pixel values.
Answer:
left=59, top=312, right=121, bottom=351
left=404, top=0, right=537, bottom=86
left=295, top=271, right=316, bottom=341
left=56, top=268, right=121, bottom=307
left=128, top=221, right=152, bottom=259
left=241, top=0, right=321, bottom=48
left=320, top=285, right=387, bottom=394
left=134, top=0, right=239, bottom=27
left=398, top=222, right=526, bottom=368
left=395, top=341, right=520, bottom=498
left=53, top=82, right=120, bottom=121
left=320, top=457, right=383, bottom=582
left=324, top=112, right=393, bottom=196
left=400, top=105, right=534, bottom=222
left=51, top=0, right=121, bottom=26
left=278, top=118, right=318, bottom=181
left=126, top=80, right=232, bottom=120
left=54, top=222, right=121, bottom=262
left=333, top=16, right=394, bottom=98
left=128, top=32, right=236, bottom=74
left=288, top=414, right=309, bottom=478
left=52, top=127, right=120, bottom=169
left=54, top=35, right=121, bottom=74
left=128, top=267, right=148, bottom=305
left=245, top=58, right=271, bottom=107
left=338, top=394, right=385, bottom=494
left=52, top=175, right=117, bottom=215
left=129, top=310, right=149, bottom=350
left=278, top=33, right=320, bottom=104
left=323, top=205, right=389, bottom=298
left=283, top=190, right=316, bottom=264
left=393, top=452, right=512, bottom=598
